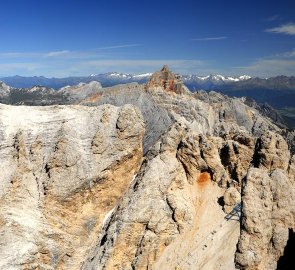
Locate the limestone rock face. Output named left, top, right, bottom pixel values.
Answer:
left=146, top=65, right=190, bottom=95
left=0, top=103, right=144, bottom=269
left=236, top=168, right=295, bottom=270
left=80, top=125, right=294, bottom=270
left=235, top=130, right=295, bottom=270
left=82, top=124, right=241, bottom=270
left=81, top=75, right=284, bottom=156
left=252, top=131, right=290, bottom=171
left=224, top=187, right=241, bottom=213
left=82, top=83, right=173, bottom=154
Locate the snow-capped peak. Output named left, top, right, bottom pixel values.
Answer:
left=87, top=72, right=251, bottom=83
left=133, top=73, right=153, bottom=78
left=186, top=74, right=251, bottom=82
left=238, top=75, right=252, bottom=81
left=226, top=77, right=240, bottom=82
left=212, top=75, right=226, bottom=81
left=108, top=72, right=131, bottom=78
left=196, top=75, right=210, bottom=80
left=108, top=72, right=121, bottom=77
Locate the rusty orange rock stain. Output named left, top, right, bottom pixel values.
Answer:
left=196, top=172, right=211, bottom=187
left=80, top=92, right=102, bottom=103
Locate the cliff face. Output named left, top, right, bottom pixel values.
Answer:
left=0, top=66, right=294, bottom=270
left=81, top=124, right=294, bottom=270
left=0, top=104, right=144, bottom=269
left=235, top=132, right=295, bottom=270
left=82, top=123, right=243, bottom=270
left=145, top=65, right=190, bottom=95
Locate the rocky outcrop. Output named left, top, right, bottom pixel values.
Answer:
left=0, top=103, right=144, bottom=269
left=146, top=65, right=190, bottom=95
left=82, top=83, right=173, bottom=154
left=82, top=125, right=292, bottom=270
left=81, top=72, right=285, bottom=154
left=235, top=131, right=295, bottom=270
left=236, top=167, right=295, bottom=270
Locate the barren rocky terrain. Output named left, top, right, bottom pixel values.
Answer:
left=0, top=66, right=294, bottom=269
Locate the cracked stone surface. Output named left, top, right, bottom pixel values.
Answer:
left=0, top=103, right=144, bottom=270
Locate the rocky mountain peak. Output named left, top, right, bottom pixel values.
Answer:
left=161, top=64, right=170, bottom=72
left=146, top=65, right=190, bottom=94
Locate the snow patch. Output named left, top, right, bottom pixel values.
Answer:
left=238, top=75, right=251, bottom=80
left=197, top=75, right=210, bottom=80
left=133, top=73, right=153, bottom=78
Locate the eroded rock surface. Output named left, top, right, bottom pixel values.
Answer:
left=146, top=65, right=190, bottom=95
left=82, top=123, right=241, bottom=270
left=0, top=104, right=144, bottom=269
left=235, top=132, right=295, bottom=270
left=80, top=67, right=295, bottom=270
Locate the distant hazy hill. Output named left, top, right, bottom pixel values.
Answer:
left=0, top=73, right=152, bottom=89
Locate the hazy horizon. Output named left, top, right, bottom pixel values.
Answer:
left=0, top=69, right=293, bottom=80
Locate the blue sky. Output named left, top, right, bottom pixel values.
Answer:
left=0, top=0, right=294, bottom=77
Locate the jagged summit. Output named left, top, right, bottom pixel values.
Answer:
left=161, top=64, right=170, bottom=73
left=146, top=65, right=190, bottom=94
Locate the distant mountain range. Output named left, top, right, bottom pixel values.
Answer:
left=0, top=73, right=254, bottom=89
left=0, top=73, right=152, bottom=89
left=1, top=73, right=295, bottom=100
left=2, top=72, right=295, bottom=90
left=1, top=71, right=295, bottom=130
left=1, top=72, right=295, bottom=127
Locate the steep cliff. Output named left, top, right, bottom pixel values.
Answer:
left=0, top=104, right=144, bottom=269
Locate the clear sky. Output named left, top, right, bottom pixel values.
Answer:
left=0, top=0, right=294, bottom=77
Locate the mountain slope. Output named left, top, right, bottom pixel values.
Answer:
left=0, top=66, right=294, bottom=270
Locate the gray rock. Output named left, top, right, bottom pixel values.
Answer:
left=236, top=168, right=295, bottom=270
